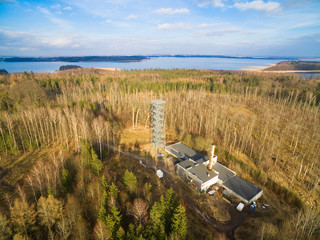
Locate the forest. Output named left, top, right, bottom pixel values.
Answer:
left=0, top=68, right=320, bottom=239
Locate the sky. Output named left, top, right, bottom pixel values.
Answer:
left=0, top=0, right=320, bottom=57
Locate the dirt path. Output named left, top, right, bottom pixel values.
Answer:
left=109, top=145, right=248, bottom=239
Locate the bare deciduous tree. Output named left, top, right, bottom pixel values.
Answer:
left=93, top=219, right=110, bottom=240
left=92, top=116, right=105, bottom=159
left=130, top=198, right=149, bottom=225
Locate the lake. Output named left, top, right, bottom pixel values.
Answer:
left=0, top=57, right=289, bottom=73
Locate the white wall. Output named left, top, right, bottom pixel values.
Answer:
left=201, top=175, right=219, bottom=191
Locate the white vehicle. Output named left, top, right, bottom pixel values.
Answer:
left=156, top=170, right=164, bottom=179
left=208, top=190, right=216, bottom=196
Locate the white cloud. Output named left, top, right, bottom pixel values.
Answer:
left=36, top=6, right=71, bottom=28
left=50, top=4, right=62, bottom=14
left=195, top=28, right=240, bottom=37
left=42, top=38, right=72, bottom=47
left=125, top=14, right=137, bottom=20
left=158, top=23, right=191, bottom=30
left=197, top=23, right=223, bottom=28
left=196, top=0, right=226, bottom=8
left=240, top=40, right=255, bottom=44
left=154, top=8, right=190, bottom=15
left=37, top=6, right=51, bottom=16
left=20, top=47, right=35, bottom=51
left=63, top=6, right=72, bottom=11
left=105, top=19, right=112, bottom=23
left=234, top=0, right=281, bottom=14
left=196, top=0, right=281, bottom=13
left=51, top=4, right=61, bottom=10
left=158, top=22, right=226, bottom=31
left=0, top=29, right=83, bottom=53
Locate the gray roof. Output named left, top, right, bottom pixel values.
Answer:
left=166, top=142, right=204, bottom=161
left=178, top=159, right=218, bottom=183
left=212, top=162, right=236, bottom=182
left=223, top=176, right=262, bottom=202
left=196, top=155, right=209, bottom=164
left=188, top=164, right=218, bottom=183
left=170, top=142, right=262, bottom=201
left=178, top=159, right=196, bottom=169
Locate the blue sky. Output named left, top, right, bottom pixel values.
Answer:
left=0, top=0, right=319, bottom=57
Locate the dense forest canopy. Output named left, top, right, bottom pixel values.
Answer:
left=0, top=68, right=320, bottom=239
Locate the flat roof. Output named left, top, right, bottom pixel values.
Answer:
left=188, top=164, right=218, bottom=183
left=178, top=159, right=196, bottom=169
left=170, top=142, right=262, bottom=201
left=177, top=159, right=218, bottom=183
left=166, top=142, right=204, bottom=161
left=223, top=176, right=262, bottom=202
left=195, top=155, right=209, bottom=164
left=212, top=162, right=236, bottom=182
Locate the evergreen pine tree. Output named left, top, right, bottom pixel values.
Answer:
left=164, top=188, right=178, bottom=234
left=150, top=201, right=165, bottom=240
left=98, top=206, right=107, bottom=224
left=171, top=204, right=187, bottom=240
left=105, top=206, right=121, bottom=238
left=91, top=148, right=103, bottom=176
left=100, top=175, right=109, bottom=189
left=123, top=170, right=138, bottom=193
left=116, top=226, right=125, bottom=240
left=126, top=223, right=135, bottom=240
left=109, top=183, right=119, bottom=206
left=61, top=168, right=72, bottom=193
left=80, top=140, right=92, bottom=168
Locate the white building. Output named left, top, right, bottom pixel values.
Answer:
left=166, top=142, right=263, bottom=204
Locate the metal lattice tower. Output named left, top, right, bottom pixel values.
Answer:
left=151, top=99, right=166, bottom=151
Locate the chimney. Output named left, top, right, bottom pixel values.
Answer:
left=208, top=144, right=216, bottom=170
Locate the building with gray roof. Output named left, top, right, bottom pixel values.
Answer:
left=176, top=160, right=219, bottom=192
left=223, top=176, right=263, bottom=203
left=166, top=142, right=205, bottom=161
left=166, top=142, right=263, bottom=204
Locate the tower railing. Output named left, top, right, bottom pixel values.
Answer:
left=151, top=99, right=166, bottom=151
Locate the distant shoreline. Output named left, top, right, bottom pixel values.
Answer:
left=244, top=61, right=320, bottom=73
left=1, top=58, right=319, bottom=74
left=0, top=56, right=149, bottom=63
left=242, top=64, right=275, bottom=71
left=0, top=55, right=311, bottom=63
left=244, top=67, right=320, bottom=74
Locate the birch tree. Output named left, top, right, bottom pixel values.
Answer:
left=92, top=116, right=105, bottom=159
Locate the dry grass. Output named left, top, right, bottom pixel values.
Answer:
left=169, top=77, right=207, bottom=84
left=120, top=126, right=151, bottom=145
left=205, top=195, right=232, bottom=221
left=234, top=187, right=295, bottom=240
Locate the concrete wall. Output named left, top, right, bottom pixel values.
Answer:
left=223, top=186, right=249, bottom=204
left=223, top=186, right=263, bottom=204
left=176, top=164, right=202, bottom=191
left=201, top=175, right=219, bottom=192
left=248, top=189, right=263, bottom=204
